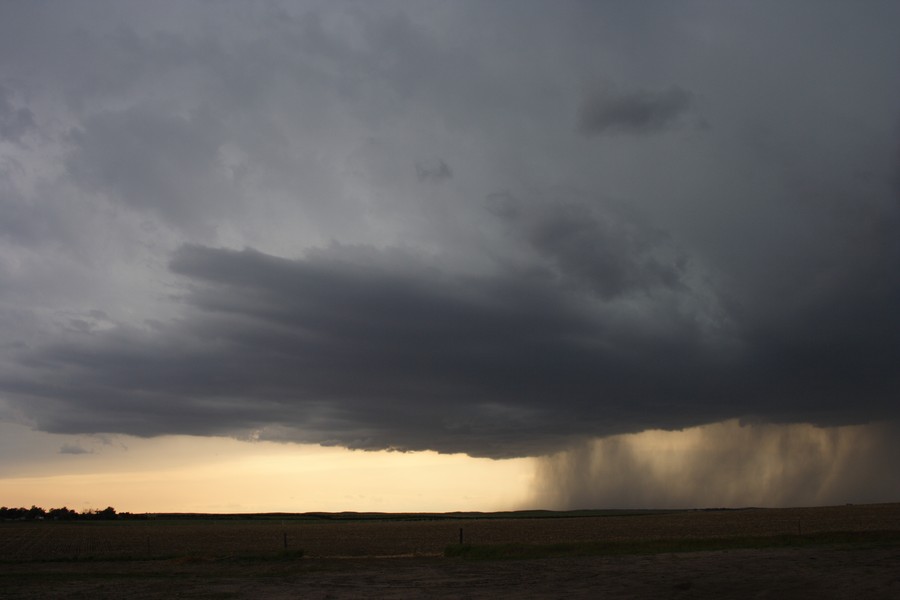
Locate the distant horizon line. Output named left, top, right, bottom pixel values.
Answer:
left=6, top=502, right=897, bottom=521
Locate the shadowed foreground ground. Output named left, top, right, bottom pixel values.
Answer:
left=3, top=504, right=899, bottom=598
left=3, top=544, right=900, bottom=599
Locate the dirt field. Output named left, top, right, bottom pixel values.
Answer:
left=2, top=504, right=899, bottom=599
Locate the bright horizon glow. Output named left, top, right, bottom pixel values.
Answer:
left=0, top=422, right=533, bottom=513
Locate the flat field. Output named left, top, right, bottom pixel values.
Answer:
left=2, top=503, right=899, bottom=599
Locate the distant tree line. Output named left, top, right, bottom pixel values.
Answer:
left=0, top=505, right=128, bottom=521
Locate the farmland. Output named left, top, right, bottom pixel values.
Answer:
left=2, top=503, right=899, bottom=598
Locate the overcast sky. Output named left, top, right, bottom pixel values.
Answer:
left=1, top=0, right=898, bottom=480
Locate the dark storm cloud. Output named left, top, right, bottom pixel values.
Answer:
left=490, top=195, right=686, bottom=299
left=0, top=85, right=35, bottom=142
left=1, top=0, right=900, bottom=468
left=0, top=176, right=47, bottom=245
left=65, top=107, right=229, bottom=232
left=4, top=193, right=899, bottom=457
left=415, top=159, right=453, bottom=183
left=577, top=86, right=694, bottom=136
left=2, top=241, right=724, bottom=457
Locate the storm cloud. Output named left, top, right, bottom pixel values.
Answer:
left=577, top=86, right=695, bottom=136
left=0, top=85, right=35, bottom=143
left=5, top=216, right=898, bottom=458
left=1, top=1, right=899, bottom=475
left=415, top=159, right=453, bottom=183
left=5, top=240, right=723, bottom=457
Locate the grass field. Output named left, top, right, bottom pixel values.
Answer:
left=2, top=504, right=899, bottom=599
left=2, top=503, right=898, bottom=561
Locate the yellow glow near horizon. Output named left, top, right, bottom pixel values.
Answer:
left=0, top=423, right=533, bottom=513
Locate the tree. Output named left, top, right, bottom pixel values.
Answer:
left=97, top=506, right=117, bottom=520
left=48, top=506, right=77, bottom=520
left=26, top=505, right=46, bottom=520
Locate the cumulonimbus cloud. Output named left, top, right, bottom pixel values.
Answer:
left=2, top=212, right=897, bottom=458
left=0, top=1, right=898, bottom=475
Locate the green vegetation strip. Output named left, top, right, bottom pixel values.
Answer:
left=444, top=530, right=900, bottom=560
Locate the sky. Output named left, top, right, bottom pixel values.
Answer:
left=1, top=0, right=899, bottom=513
